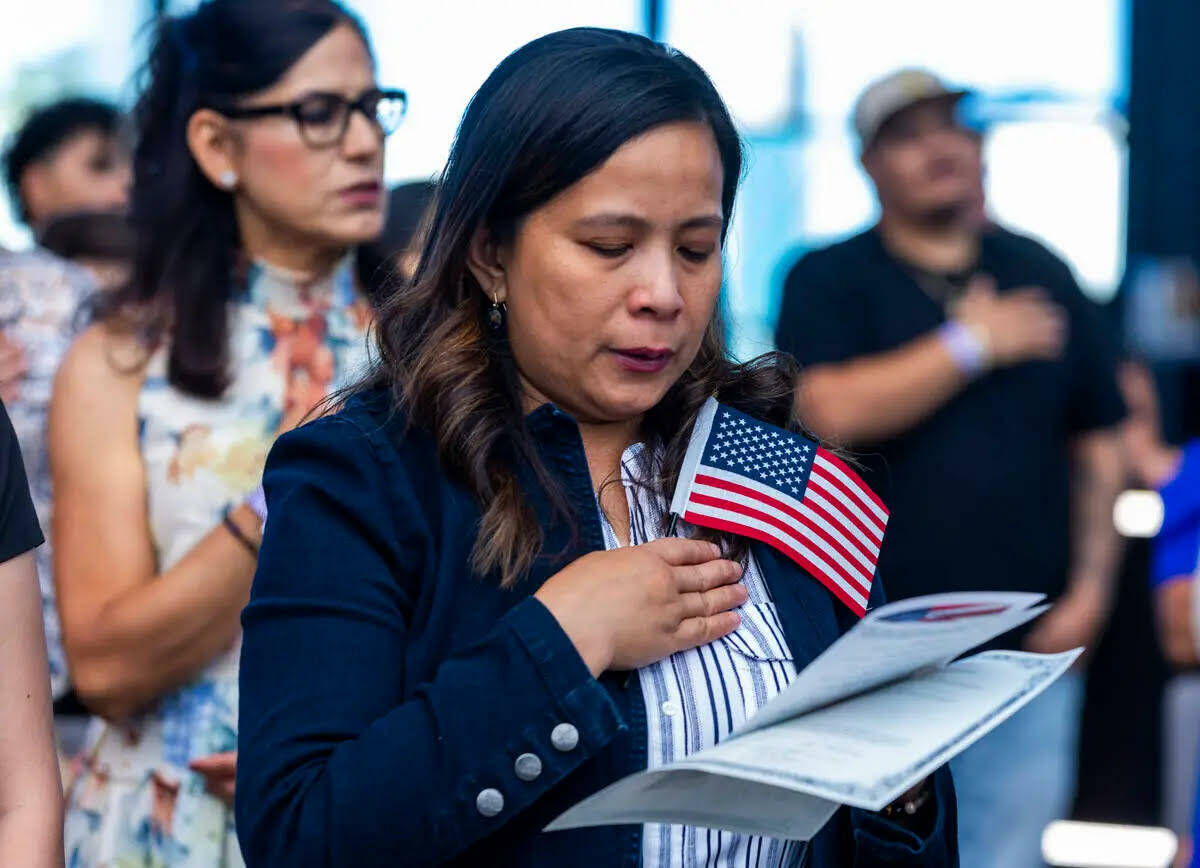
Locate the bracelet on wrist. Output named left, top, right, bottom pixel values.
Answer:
left=221, top=507, right=259, bottom=556
left=881, top=782, right=933, bottom=821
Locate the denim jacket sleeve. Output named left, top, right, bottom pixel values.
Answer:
left=235, top=415, right=625, bottom=867
left=845, top=765, right=957, bottom=866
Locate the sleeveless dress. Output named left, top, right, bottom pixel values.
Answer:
left=64, top=256, right=372, bottom=867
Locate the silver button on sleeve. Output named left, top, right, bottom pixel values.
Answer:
left=475, top=788, right=504, bottom=817
left=550, top=722, right=579, bottom=752
left=514, top=753, right=543, bottom=781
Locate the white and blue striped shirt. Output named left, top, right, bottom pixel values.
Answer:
left=597, top=444, right=805, bottom=868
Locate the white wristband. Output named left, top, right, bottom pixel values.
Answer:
left=938, top=320, right=990, bottom=377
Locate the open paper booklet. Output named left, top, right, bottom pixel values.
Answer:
left=547, top=591, right=1080, bottom=842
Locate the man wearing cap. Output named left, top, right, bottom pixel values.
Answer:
left=775, top=69, right=1126, bottom=867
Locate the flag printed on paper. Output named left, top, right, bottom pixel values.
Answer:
left=879, top=602, right=1010, bottom=623
left=670, top=397, right=888, bottom=616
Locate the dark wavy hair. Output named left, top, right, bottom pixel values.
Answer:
left=3, top=97, right=125, bottom=224
left=365, top=27, right=801, bottom=587
left=106, top=0, right=368, bottom=397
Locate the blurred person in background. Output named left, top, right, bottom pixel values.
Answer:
left=0, top=97, right=130, bottom=755
left=354, top=178, right=436, bottom=301
left=0, top=399, right=63, bottom=868
left=0, top=250, right=96, bottom=765
left=0, top=251, right=97, bottom=794
left=1117, top=358, right=1199, bottom=868
left=40, top=210, right=136, bottom=293
left=1120, top=358, right=1200, bottom=666
left=48, top=0, right=400, bottom=863
left=3, top=97, right=130, bottom=239
left=775, top=68, right=1125, bottom=867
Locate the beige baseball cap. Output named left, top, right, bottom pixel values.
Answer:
left=853, top=69, right=969, bottom=150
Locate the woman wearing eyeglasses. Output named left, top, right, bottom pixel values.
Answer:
left=48, top=1, right=402, bottom=864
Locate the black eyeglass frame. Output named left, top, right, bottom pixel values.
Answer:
left=218, top=88, right=408, bottom=148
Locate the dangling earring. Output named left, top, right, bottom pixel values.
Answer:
left=488, top=292, right=506, bottom=330
left=218, top=170, right=238, bottom=190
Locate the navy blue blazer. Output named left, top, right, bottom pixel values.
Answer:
left=236, top=391, right=957, bottom=867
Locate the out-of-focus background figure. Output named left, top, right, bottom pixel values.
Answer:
left=0, top=96, right=131, bottom=768
left=44, top=1, right=395, bottom=863
left=3, top=98, right=130, bottom=240
left=774, top=69, right=1126, bottom=868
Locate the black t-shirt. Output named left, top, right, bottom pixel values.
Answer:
left=0, top=400, right=43, bottom=563
left=775, top=226, right=1125, bottom=613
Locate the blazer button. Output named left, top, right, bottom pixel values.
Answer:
left=475, top=788, right=504, bottom=818
left=514, top=753, right=543, bottom=781
left=550, top=723, right=579, bottom=752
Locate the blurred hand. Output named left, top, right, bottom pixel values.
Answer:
left=189, top=751, right=236, bottom=808
left=1023, top=582, right=1108, bottom=661
left=535, top=538, right=747, bottom=677
left=953, top=275, right=1067, bottom=368
left=1155, top=579, right=1198, bottom=668
left=0, top=331, right=27, bottom=404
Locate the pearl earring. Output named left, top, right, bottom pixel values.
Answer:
left=218, top=170, right=238, bottom=190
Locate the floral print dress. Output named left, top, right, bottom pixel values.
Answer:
left=0, top=248, right=94, bottom=700
left=64, top=256, right=372, bottom=867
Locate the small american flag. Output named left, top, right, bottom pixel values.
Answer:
left=669, top=397, right=889, bottom=617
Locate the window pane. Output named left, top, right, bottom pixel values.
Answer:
left=357, top=1, right=641, bottom=183
left=0, top=0, right=142, bottom=248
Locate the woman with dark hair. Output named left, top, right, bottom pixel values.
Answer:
left=238, top=27, right=956, bottom=868
left=48, top=0, right=402, bottom=863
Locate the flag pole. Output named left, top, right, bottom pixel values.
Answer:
left=666, top=397, right=719, bottom=543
